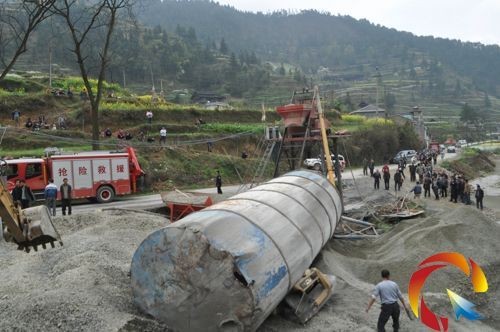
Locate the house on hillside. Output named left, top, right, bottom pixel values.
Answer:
left=204, top=101, right=233, bottom=111
left=191, top=91, right=227, bottom=104
left=349, top=104, right=386, bottom=118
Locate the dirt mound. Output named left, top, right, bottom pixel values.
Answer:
left=261, top=202, right=500, bottom=331
left=0, top=209, right=170, bottom=332
left=445, top=150, right=496, bottom=179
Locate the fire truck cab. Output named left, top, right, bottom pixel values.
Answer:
left=5, top=147, right=144, bottom=203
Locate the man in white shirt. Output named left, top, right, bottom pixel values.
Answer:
left=366, top=269, right=409, bottom=332
left=159, top=127, right=167, bottom=145
left=146, top=110, right=153, bottom=125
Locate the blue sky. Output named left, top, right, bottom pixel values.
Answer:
left=218, top=0, right=500, bottom=45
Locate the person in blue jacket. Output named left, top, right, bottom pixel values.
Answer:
left=44, top=179, right=58, bottom=216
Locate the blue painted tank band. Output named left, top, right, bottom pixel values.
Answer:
left=202, top=208, right=292, bottom=290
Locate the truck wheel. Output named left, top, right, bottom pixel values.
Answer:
left=96, top=186, right=115, bottom=203
left=313, top=163, right=321, bottom=171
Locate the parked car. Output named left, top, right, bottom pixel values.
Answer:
left=457, top=139, right=467, bottom=147
left=390, top=150, right=417, bottom=164
left=304, top=154, right=345, bottom=171
left=447, top=146, right=456, bottom=153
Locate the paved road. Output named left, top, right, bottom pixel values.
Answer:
left=71, top=151, right=459, bottom=215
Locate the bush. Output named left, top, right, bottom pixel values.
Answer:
left=340, top=114, right=365, bottom=123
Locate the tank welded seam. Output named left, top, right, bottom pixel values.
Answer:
left=282, top=173, right=339, bottom=219
left=227, top=196, right=315, bottom=261
left=202, top=208, right=292, bottom=290
left=264, top=181, right=333, bottom=239
left=278, top=174, right=340, bottom=238
left=247, top=188, right=326, bottom=247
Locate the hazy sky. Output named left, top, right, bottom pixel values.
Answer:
left=216, top=0, right=500, bottom=46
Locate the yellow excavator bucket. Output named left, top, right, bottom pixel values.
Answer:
left=0, top=174, right=62, bottom=252
left=1, top=205, right=63, bottom=252
left=279, top=268, right=336, bottom=324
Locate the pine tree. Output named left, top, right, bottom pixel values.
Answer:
left=219, top=38, right=228, bottom=54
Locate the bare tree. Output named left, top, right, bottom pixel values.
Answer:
left=0, top=0, right=55, bottom=81
left=53, top=0, right=133, bottom=149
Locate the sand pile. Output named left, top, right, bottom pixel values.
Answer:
left=0, top=209, right=171, bottom=332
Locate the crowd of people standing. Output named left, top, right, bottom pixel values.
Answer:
left=368, top=151, right=485, bottom=210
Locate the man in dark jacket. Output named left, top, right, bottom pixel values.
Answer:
left=373, top=169, right=381, bottom=189
left=432, top=179, right=440, bottom=200
left=369, top=159, right=375, bottom=177
left=394, top=170, right=403, bottom=191
left=475, top=184, right=484, bottom=210
left=13, top=179, right=35, bottom=209
left=423, top=174, right=432, bottom=198
left=11, top=180, right=22, bottom=207
left=450, top=177, right=458, bottom=203
left=215, top=171, right=222, bottom=194
left=409, top=163, right=416, bottom=182
left=382, top=165, right=390, bottom=190
left=60, top=178, right=72, bottom=215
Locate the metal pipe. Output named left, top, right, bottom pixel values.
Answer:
left=131, top=170, right=342, bottom=332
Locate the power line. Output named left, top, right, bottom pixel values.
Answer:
left=0, top=127, right=256, bottom=150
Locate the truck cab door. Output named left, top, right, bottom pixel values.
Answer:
left=25, top=162, right=46, bottom=199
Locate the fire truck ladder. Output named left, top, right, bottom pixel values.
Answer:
left=249, top=140, right=276, bottom=188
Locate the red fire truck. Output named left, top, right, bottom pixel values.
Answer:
left=4, top=147, right=144, bottom=203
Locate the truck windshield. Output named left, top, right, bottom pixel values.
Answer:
left=6, top=164, right=18, bottom=179
left=26, top=163, right=42, bottom=179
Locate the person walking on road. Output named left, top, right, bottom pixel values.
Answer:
left=215, top=170, right=223, bottom=194
left=363, top=158, right=369, bottom=176
left=450, top=176, right=458, bottom=203
left=393, top=170, right=403, bottom=192
left=475, top=184, right=484, bottom=210
left=373, top=169, right=381, bottom=190
left=464, top=180, right=472, bottom=205
left=432, top=179, right=440, bottom=200
left=366, top=269, right=409, bottom=332
left=60, top=178, right=72, bottom=216
left=369, top=159, right=375, bottom=177
left=382, top=164, right=390, bottom=190
left=44, top=179, right=58, bottom=216
left=409, top=163, right=416, bottom=182
left=423, top=174, right=431, bottom=198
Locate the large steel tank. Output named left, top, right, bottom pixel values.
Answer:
left=131, top=170, right=342, bottom=331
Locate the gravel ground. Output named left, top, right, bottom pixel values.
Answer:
left=0, top=174, right=499, bottom=332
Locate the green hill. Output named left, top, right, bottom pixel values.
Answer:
left=137, top=0, right=500, bottom=121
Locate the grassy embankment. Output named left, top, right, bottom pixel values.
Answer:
left=0, top=74, right=425, bottom=190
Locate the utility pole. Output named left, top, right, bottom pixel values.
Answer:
left=48, top=45, right=52, bottom=89
left=122, top=69, right=126, bottom=88
left=375, top=67, right=380, bottom=109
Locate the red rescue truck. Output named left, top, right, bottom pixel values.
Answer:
left=429, top=141, right=440, bottom=153
left=4, top=147, right=144, bottom=203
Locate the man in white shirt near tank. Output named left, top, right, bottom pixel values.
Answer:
left=366, top=269, right=409, bottom=332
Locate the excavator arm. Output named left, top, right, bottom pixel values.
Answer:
left=0, top=160, right=62, bottom=252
